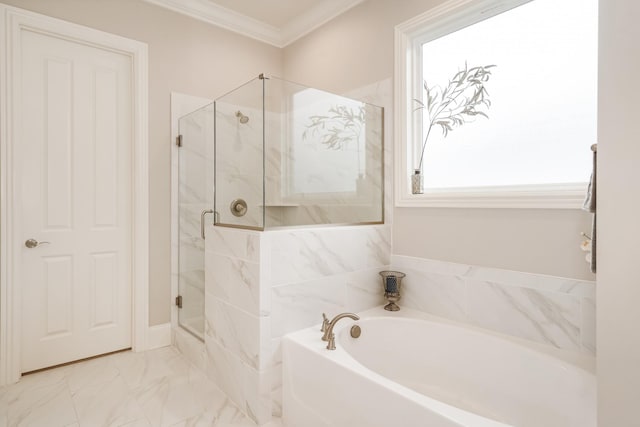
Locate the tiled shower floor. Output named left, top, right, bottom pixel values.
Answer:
left=0, top=347, right=281, bottom=427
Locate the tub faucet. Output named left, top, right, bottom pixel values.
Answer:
left=322, top=312, right=360, bottom=350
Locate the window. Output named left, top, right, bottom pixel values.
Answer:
left=395, top=0, right=598, bottom=207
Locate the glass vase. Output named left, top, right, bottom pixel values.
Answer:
left=411, top=169, right=423, bottom=194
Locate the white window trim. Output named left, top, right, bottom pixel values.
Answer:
left=394, top=0, right=588, bottom=209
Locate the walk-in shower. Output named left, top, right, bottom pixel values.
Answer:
left=175, top=74, right=383, bottom=340
left=215, top=74, right=384, bottom=230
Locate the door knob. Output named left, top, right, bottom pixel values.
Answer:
left=25, top=238, right=50, bottom=249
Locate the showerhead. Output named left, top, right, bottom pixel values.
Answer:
left=235, top=111, right=249, bottom=124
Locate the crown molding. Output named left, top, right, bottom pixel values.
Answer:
left=280, top=0, right=365, bottom=46
left=143, top=0, right=281, bottom=45
left=143, top=0, right=365, bottom=48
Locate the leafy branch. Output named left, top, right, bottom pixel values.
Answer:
left=302, top=105, right=365, bottom=150
left=414, top=63, right=496, bottom=170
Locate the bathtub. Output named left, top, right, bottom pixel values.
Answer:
left=282, top=307, right=595, bottom=427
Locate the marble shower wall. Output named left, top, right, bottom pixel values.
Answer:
left=215, top=102, right=269, bottom=229
left=215, top=77, right=389, bottom=229
left=391, top=255, right=596, bottom=355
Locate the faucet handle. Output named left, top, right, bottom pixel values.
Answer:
left=321, top=313, right=329, bottom=331
left=321, top=313, right=330, bottom=340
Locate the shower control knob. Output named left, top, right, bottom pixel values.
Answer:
left=230, top=199, right=248, bottom=217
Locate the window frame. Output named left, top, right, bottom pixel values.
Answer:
left=393, top=0, right=589, bottom=209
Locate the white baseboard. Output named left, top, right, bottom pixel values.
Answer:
left=146, top=323, right=172, bottom=350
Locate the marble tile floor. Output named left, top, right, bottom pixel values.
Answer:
left=0, top=347, right=283, bottom=427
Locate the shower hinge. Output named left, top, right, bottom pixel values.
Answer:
left=175, top=295, right=183, bottom=308
left=176, top=134, right=183, bottom=147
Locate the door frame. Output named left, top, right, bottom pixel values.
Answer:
left=0, top=5, right=149, bottom=385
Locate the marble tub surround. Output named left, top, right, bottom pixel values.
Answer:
left=267, top=225, right=391, bottom=417
left=188, top=224, right=390, bottom=424
left=269, top=226, right=391, bottom=287
left=391, top=255, right=596, bottom=355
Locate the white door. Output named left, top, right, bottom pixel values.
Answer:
left=18, top=27, right=133, bottom=372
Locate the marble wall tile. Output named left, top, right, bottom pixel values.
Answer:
left=271, top=279, right=346, bottom=338
left=206, top=294, right=259, bottom=369
left=465, top=265, right=595, bottom=298
left=270, top=225, right=391, bottom=286
left=216, top=104, right=264, bottom=229
left=401, top=269, right=467, bottom=322
left=269, top=365, right=283, bottom=418
left=267, top=269, right=382, bottom=355
left=204, top=332, right=271, bottom=425
left=208, top=226, right=260, bottom=263
left=581, top=297, right=596, bottom=355
left=391, top=255, right=596, bottom=354
left=243, top=368, right=271, bottom=425
left=343, top=268, right=388, bottom=313
left=259, top=233, right=273, bottom=316
left=204, top=338, right=245, bottom=407
left=215, top=172, right=264, bottom=228
left=206, top=251, right=261, bottom=316
left=121, top=418, right=151, bottom=426
left=266, top=338, right=283, bottom=381
left=206, top=293, right=271, bottom=370
left=392, top=255, right=473, bottom=277
left=466, top=279, right=582, bottom=351
left=173, top=328, right=207, bottom=373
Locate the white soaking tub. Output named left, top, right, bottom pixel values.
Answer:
left=282, top=307, right=595, bottom=427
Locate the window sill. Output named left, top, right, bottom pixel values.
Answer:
left=395, top=183, right=588, bottom=209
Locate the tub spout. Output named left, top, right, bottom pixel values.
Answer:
left=322, top=312, right=360, bottom=350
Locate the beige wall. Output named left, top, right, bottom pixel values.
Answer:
left=283, top=0, right=595, bottom=280
left=7, top=0, right=598, bottom=322
left=3, top=0, right=283, bottom=325
left=393, top=208, right=592, bottom=279
left=597, top=0, right=640, bottom=424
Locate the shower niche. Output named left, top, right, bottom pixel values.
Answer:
left=214, top=74, right=384, bottom=230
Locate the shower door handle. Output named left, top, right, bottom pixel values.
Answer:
left=201, top=209, right=214, bottom=239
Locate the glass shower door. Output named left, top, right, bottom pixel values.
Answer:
left=177, top=103, right=214, bottom=340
